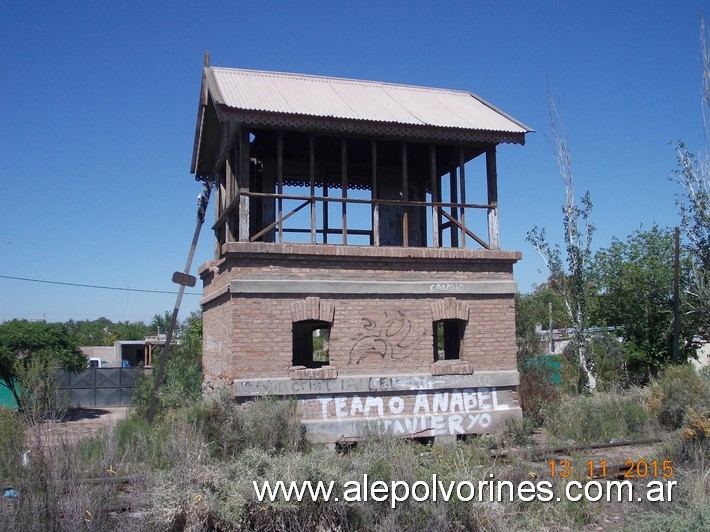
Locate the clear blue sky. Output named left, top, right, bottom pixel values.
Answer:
left=1, top=0, right=707, bottom=323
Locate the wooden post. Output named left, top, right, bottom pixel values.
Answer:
left=323, top=182, right=329, bottom=244
left=341, top=138, right=348, bottom=245
left=437, top=174, right=443, bottom=246
left=486, top=146, right=500, bottom=250
left=228, top=140, right=241, bottom=245
left=459, top=148, right=467, bottom=248
left=372, top=140, right=380, bottom=246
left=215, top=169, right=225, bottom=257
left=310, top=135, right=316, bottom=244
left=277, top=131, right=284, bottom=243
left=238, top=128, right=251, bottom=242
left=402, top=142, right=409, bottom=247
left=430, top=144, right=439, bottom=248
left=449, top=165, right=458, bottom=247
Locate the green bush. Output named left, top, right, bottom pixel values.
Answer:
left=648, top=364, right=710, bottom=430
left=517, top=361, right=560, bottom=426
left=543, top=392, right=657, bottom=444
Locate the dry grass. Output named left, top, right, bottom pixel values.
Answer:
left=1, top=390, right=707, bottom=531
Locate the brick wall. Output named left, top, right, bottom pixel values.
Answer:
left=199, top=243, right=520, bottom=393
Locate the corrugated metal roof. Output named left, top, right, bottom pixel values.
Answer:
left=206, top=67, right=531, bottom=135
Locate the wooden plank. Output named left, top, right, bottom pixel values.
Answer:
left=459, top=147, right=467, bottom=249
left=238, top=128, right=251, bottom=242
left=310, top=135, right=316, bottom=244
left=430, top=144, right=439, bottom=248
left=486, top=146, right=500, bottom=250
left=277, top=131, right=284, bottom=243
left=372, top=140, right=379, bottom=246
left=341, top=138, right=347, bottom=245
left=402, top=142, right=409, bottom=247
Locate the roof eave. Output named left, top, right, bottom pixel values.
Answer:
left=214, top=106, right=528, bottom=146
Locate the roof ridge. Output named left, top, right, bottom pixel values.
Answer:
left=210, top=66, right=473, bottom=96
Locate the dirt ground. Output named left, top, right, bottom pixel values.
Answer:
left=33, top=407, right=129, bottom=445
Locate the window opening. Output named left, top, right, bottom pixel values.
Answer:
left=433, top=319, right=465, bottom=361
left=293, top=320, right=331, bottom=368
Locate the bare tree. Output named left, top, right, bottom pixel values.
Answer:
left=672, top=18, right=710, bottom=339
left=527, top=87, right=596, bottom=392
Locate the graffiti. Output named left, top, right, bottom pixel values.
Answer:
left=367, top=375, right=444, bottom=392
left=429, top=283, right=464, bottom=293
left=315, top=388, right=509, bottom=436
left=236, top=377, right=360, bottom=395
left=348, top=310, right=420, bottom=364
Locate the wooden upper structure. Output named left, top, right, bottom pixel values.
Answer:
left=191, top=59, right=532, bottom=255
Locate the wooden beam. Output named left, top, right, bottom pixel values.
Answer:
left=211, top=122, right=239, bottom=176
left=449, top=165, right=458, bottom=247
left=459, top=147, right=467, bottom=249
left=277, top=131, right=284, bottom=243
left=440, top=210, right=490, bottom=249
left=239, top=191, right=493, bottom=210
left=341, top=138, right=347, bottom=245
left=251, top=200, right=310, bottom=242
left=310, top=135, right=316, bottom=244
left=430, top=144, right=439, bottom=248
left=486, top=146, right=500, bottom=250
left=322, top=183, right=329, bottom=244
left=372, top=140, right=379, bottom=246
left=225, top=153, right=236, bottom=243
left=437, top=174, right=443, bottom=246
left=238, top=128, right=251, bottom=242
left=402, top=142, right=409, bottom=247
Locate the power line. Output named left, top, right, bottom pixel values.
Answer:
left=0, top=274, right=201, bottom=296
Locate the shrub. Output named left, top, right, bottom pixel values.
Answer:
left=517, top=361, right=560, bottom=426
left=239, top=396, right=306, bottom=454
left=648, top=365, right=710, bottom=430
left=0, top=407, right=26, bottom=482
left=543, top=392, right=657, bottom=444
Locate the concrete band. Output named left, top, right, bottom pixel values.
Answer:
left=234, top=371, right=520, bottom=397
left=302, top=407, right=523, bottom=443
left=228, top=279, right=518, bottom=296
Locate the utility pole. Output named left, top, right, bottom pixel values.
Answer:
left=146, top=179, right=212, bottom=423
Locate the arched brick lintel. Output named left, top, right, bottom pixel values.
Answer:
left=290, top=297, right=336, bottom=323
left=430, top=297, right=469, bottom=322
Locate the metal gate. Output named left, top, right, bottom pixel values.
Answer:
left=59, top=368, right=147, bottom=407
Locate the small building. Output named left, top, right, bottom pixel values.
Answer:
left=191, top=59, right=531, bottom=443
left=80, top=334, right=167, bottom=367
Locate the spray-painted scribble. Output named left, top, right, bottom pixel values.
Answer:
left=348, top=310, right=420, bottom=364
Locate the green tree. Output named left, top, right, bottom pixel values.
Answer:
left=132, top=311, right=202, bottom=417
left=589, top=225, right=698, bottom=381
left=150, top=311, right=179, bottom=337
left=0, top=320, right=86, bottom=411
left=65, top=317, right=151, bottom=346
left=527, top=87, right=596, bottom=392
left=516, top=285, right=567, bottom=358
